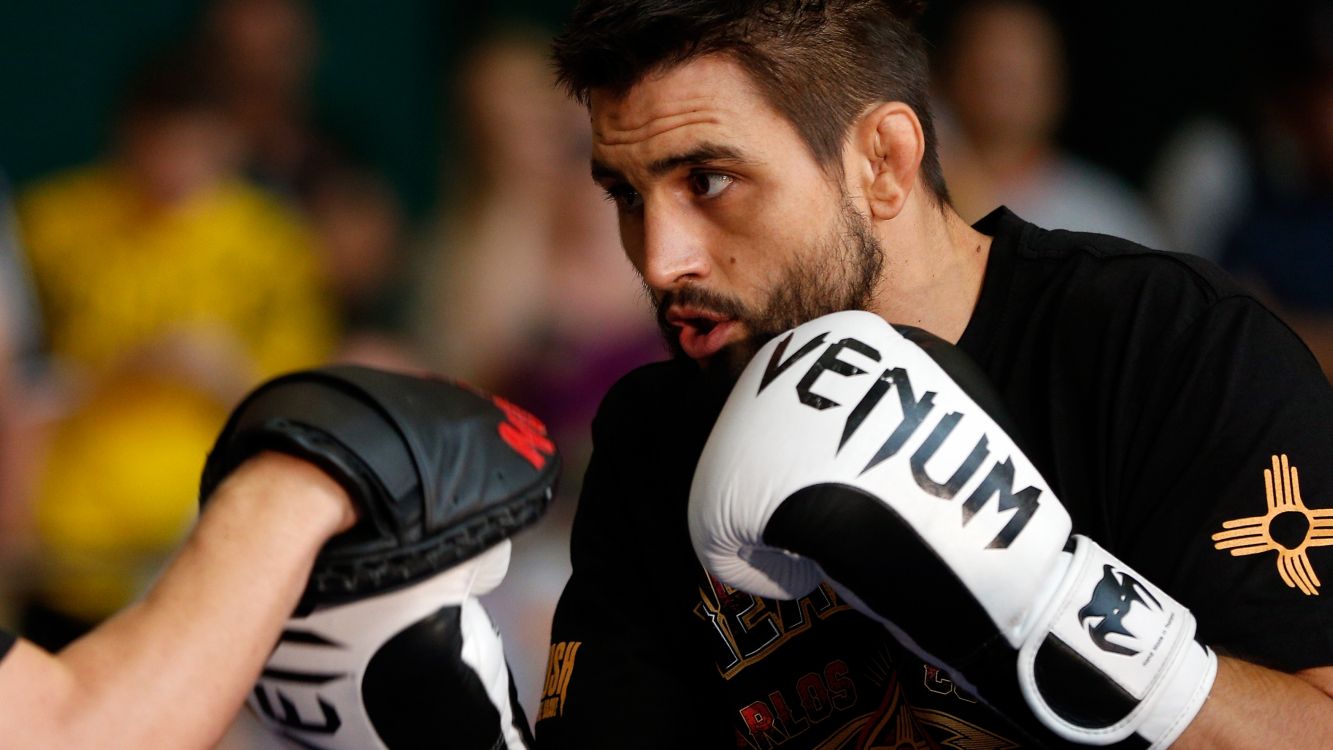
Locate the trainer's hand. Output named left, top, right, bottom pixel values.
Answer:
left=689, top=311, right=1215, bottom=748
left=210, top=451, right=359, bottom=539
left=202, top=366, right=559, bottom=749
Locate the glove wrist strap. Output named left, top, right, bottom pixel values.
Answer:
left=1016, top=536, right=1216, bottom=747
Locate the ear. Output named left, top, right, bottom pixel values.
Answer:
left=844, top=102, right=925, bottom=221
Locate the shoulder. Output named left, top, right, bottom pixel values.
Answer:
left=1030, top=223, right=1235, bottom=298
left=1061, top=229, right=1324, bottom=395
left=1020, top=222, right=1280, bottom=348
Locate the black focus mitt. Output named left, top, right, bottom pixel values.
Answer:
left=199, top=365, right=559, bottom=611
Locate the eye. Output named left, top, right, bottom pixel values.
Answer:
left=686, top=171, right=734, bottom=200
left=601, top=184, right=643, bottom=213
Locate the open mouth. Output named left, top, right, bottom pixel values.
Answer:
left=685, top=316, right=719, bottom=335
left=666, top=306, right=729, bottom=334
left=665, top=306, right=739, bottom=360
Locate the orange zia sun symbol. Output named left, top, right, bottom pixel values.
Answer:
left=1212, top=454, right=1333, bottom=596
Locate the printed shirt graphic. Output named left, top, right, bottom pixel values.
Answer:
left=1213, top=454, right=1333, bottom=596
left=538, top=641, right=581, bottom=722
left=694, top=569, right=1023, bottom=750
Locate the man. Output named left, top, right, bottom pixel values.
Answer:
left=537, top=1, right=1333, bottom=748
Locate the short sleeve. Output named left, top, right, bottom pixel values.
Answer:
left=1111, top=296, right=1333, bottom=672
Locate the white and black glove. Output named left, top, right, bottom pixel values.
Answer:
left=249, top=543, right=531, bottom=749
left=689, top=310, right=1216, bottom=748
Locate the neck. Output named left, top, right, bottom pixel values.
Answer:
left=870, top=197, right=992, bottom=344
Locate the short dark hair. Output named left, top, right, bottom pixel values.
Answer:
left=552, top=0, right=949, bottom=204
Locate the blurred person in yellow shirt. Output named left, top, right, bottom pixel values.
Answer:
left=14, top=48, right=336, bottom=648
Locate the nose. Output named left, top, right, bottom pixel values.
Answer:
left=636, top=200, right=711, bottom=293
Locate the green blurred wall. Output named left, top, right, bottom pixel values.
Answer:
left=0, top=1, right=209, bottom=188
left=0, top=1, right=571, bottom=221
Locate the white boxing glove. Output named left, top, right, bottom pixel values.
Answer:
left=689, top=310, right=1215, bottom=748
left=248, top=541, right=531, bottom=749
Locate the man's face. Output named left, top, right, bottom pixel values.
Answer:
left=589, top=55, right=883, bottom=376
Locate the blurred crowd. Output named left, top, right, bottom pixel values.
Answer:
left=0, top=0, right=1327, bottom=746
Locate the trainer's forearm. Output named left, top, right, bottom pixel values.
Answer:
left=1172, top=656, right=1333, bottom=748
left=32, top=453, right=352, bottom=750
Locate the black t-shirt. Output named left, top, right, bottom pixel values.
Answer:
left=535, top=207, right=1333, bottom=748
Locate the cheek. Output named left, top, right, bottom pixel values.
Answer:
left=717, top=232, right=801, bottom=309
left=732, top=196, right=833, bottom=276
left=748, top=169, right=839, bottom=235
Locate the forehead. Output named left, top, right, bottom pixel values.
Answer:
left=589, top=55, right=793, bottom=166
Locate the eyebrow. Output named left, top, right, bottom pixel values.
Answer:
left=590, top=143, right=751, bottom=184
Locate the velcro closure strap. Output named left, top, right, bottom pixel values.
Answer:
left=1016, top=536, right=1216, bottom=747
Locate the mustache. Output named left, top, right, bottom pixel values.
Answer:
left=653, top=285, right=750, bottom=332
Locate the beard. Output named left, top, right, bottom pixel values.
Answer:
left=653, top=199, right=885, bottom=384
